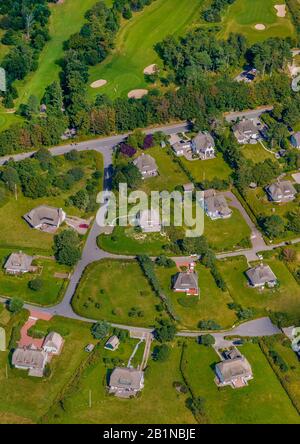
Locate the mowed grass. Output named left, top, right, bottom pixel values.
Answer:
left=88, top=0, right=204, bottom=99
left=183, top=341, right=300, bottom=424
left=218, top=0, right=296, bottom=44
left=0, top=317, right=96, bottom=423
left=0, top=248, right=70, bottom=306
left=72, top=259, right=159, bottom=327
left=181, top=154, right=232, bottom=183
left=43, top=343, right=196, bottom=424
left=218, top=255, right=300, bottom=323
left=156, top=264, right=236, bottom=330
left=0, top=151, right=103, bottom=253
left=242, top=143, right=277, bottom=163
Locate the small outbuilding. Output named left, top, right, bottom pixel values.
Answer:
left=104, top=335, right=120, bottom=351
left=43, top=332, right=64, bottom=355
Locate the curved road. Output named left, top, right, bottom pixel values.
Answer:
left=0, top=122, right=296, bottom=337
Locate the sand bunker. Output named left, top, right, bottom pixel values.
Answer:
left=128, top=89, right=148, bottom=99
left=275, top=4, right=286, bottom=18
left=90, top=79, right=107, bottom=89
left=143, top=64, right=158, bottom=75
left=255, top=24, right=266, bottom=31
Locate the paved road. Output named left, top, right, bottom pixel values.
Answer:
left=224, top=106, right=274, bottom=123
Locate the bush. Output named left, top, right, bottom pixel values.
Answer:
left=28, top=278, right=43, bottom=292
left=200, top=334, right=215, bottom=346
left=152, top=344, right=171, bottom=362
left=91, top=320, right=110, bottom=340
left=8, top=297, right=24, bottom=313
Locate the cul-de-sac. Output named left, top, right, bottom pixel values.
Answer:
left=0, top=0, right=300, bottom=426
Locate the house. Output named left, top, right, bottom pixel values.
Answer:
left=191, top=132, right=215, bottom=160
left=137, top=209, right=161, bottom=233
left=12, top=345, right=48, bottom=377
left=133, top=154, right=158, bottom=179
left=104, top=335, right=120, bottom=351
left=204, top=193, right=232, bottom=220
left=266, top=181, right=297, bottom=203
left=109, top=367, right=144, bottom=398
left=246, top=264, right=277, bottom=288
left=172, top=140, right=191, bottom=157
left=43, top=332, right=64, bottom=355
left=291, top=132, right=300, bottom=149
left=233, top=119, right=260, bottom=144
left=215, top=354, right=253, bottom=388
left=173, top=271, right=199, bottom=296
left=4, top=252, right=35, bottom=275
left=24, top=205, right=66, bottom=231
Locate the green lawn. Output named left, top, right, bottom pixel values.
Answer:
left=88, top=0, right=204, bottom=99
left=43, top=342, right=196, bottom=424
left=218, top=255, right=300, bottom=323
left=72, top=259, right=159, bottom=327
left=137, top=146, right=189, bottom=193
left=242, top=143, right=277, bottom=163
left=218, top=0, right=296, bottom=44
left=183, top=341, right=300, bottom=424
left=181, top=154, right=232, bottom=183
left=0, top=151, right=103, bottom=253
left=156, top=264, right=236, bottom=330
left=0, top=248, right=70, bottom=306
left=0, top=316, right=96, bottom=423
left=205, top=208, right=251, bottom=252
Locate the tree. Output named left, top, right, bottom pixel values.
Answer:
left=1, top=166, right=20, bottom=191
left=155, top=255, right=175, bottom=268
left=8, top=297, right=24, bottom=313
left=200, top=334, right=215, bottom=346
left=91, top=320, right=110, bottom=340
left=155, top=319, right=177, bottom=343
left=152, top=344, right=171, bottom=362
left=53, top=229, right=81, bottom=266
left=28, top=278, right=43, bottom=291
left=262, top=215, right=285, bottom=238
left=69, top=189, right=89, bottom=210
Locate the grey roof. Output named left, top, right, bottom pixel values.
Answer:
left=266, top=181, right=297, bottom=201
left=192, top=132, right=215, bottom=152
left=216, top=356, right=252, bottom=384
left=4, top=252, right=33, bottom=273
left=133, top=154, right=157, bottom=174
left=292, top=132, right=300, bottom=145
left=12, top=346, right=47, bottom=370
left=246, top=264, right=277, bottom=286
left=233, top=119, right=258, bottom=136
left=24, top=205, right=65, bottom=228
left=205, top=195, right=232, bottom=217
left=43, top=332, right=63, bottom=351
left=105, top=335, right=120, bottom=349
left=109, top=367, right=144, bottom=390
left=172, top=141, right=191, bottom=153
left=173, top=272, right=198, bottom=292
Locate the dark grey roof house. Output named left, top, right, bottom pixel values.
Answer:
left=204, top=194, right=232, bottom=220
left=173, top=271, right=199, bottom=296
left=24, top=205, right=66, bottom=230
left=109, top=367, right=144, bottom=398
left=12, top=345, right=48, bottom=378
left=191, top=132, right=215, bottom=160
left=4, top=252, right=34, bottom=275
left=133, top=154, right=158, bottom=178
left=266, top=181, right=297, bottom=203
left=246, top=264, right=277, bottom=288
left=215, top=354, right=253, bottom=388
left=233, top=119, right=259, bottom=144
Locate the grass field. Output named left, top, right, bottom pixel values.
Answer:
left=0, top=151, right=103, bottom=253
left=43, top=342, right=196, bottom=424
left=183, top=341, right=300, bottom=424
left=88, top=0, right=204, bottom=99
left=0, top=249, right=70, bottom=306
left=0, top=316, right=95, bottom=423
left=218, top=0, right=296, bottom=44
left=156, top=264, right=236, bottom=330
left=242, top=143, right=277, bottom=163
left=72, top=259, right=159, bottom=327
left=181, top=155, right=232, bottom=183
left=218, top=255, right=300, bottom=323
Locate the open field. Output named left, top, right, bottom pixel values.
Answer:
left=218, top=255, right=300, bottom=323
left=218, top=0, right=296, bottom=44
left=181, top=155, right=232, bottom=183
left=72, top=259, right=159, bottom=327
left=156, top=264, right=236, bottom=330
left=0, top=249, right=70, bottom=306
left=242, top=143, right=277, bottom=163
left=0, top=316, right=95, bottom=423
left=0, top=151, right=103, bottom=253
left=43, top=342, right=196, bottom=424
left=183, top=341, right=300, bottom=424
left=88, top=0, right=204, bottom=99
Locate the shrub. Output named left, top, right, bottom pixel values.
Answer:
left=28, top=278, right=43, bottom=292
